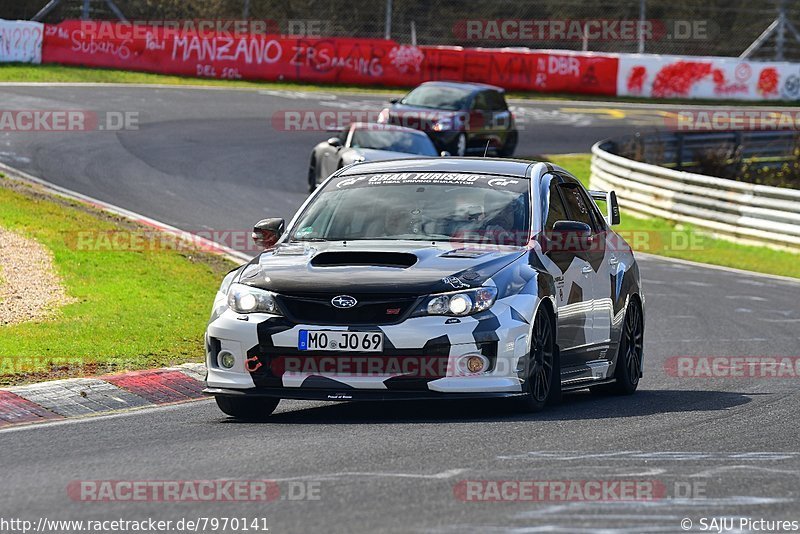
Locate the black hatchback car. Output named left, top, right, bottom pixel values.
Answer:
left=377, top=81, right=518, bottom=157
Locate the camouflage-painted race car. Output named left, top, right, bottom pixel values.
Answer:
left=204, top=158, right=644, bottom=419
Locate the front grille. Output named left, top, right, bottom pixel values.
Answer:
left=275, top=294, right=419, bottom=326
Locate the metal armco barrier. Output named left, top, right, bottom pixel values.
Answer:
left=590, top=137, right=800, bottom=251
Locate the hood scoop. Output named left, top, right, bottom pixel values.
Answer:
left=439, top=248, right=491, bottom=259
left=310, top=251, right=418, bottom=269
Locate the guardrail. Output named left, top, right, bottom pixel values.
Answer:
left=611, top=131, right=799, bottom=172
left=590, top=136, right=800, bottom=251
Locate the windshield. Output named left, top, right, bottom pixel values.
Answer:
left=292, top=172, right=530, bottom=244
left=400, top=85, right=472, bottom=110
left=351, top=129, right=437, bottom=156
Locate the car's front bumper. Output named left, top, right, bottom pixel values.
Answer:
left=205, top=296, right=535, bottom=396
left=203, top=385, right=524, bottom=402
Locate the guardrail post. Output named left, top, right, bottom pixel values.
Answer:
left=675, top=133, right=684, bottom=171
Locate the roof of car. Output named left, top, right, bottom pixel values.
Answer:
left=338, top=157, right=542, bottom=178
left=416, top=80, right=506, bottom=93
left=349, top=122, right=428, bottom=134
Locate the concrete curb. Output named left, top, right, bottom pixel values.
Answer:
left=0, top=363, right=207, bottom=428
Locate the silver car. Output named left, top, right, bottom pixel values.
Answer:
left=307, top=122, right=442, bottom=192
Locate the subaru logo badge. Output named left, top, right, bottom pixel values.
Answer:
left=331, top=295, right=358, bottom=309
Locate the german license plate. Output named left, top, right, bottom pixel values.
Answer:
left=298, top=330, right=384, bottom=352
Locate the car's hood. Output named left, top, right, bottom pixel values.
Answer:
left=386, top=104, right=464, bottom=131
left=240, top=240, right=526, bottom=295
left=389, top=103, right=461, bottom=116
left=352, top=148, right=432, bottom=161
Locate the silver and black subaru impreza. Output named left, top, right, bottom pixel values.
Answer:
left=204, top=158, right=644, bottom=418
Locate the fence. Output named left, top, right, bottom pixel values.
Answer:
left=590, top=133, right=800, bottom=251
left=5, top=0, right=800, bottom=60
left=605, top=131, right=800, bottom=171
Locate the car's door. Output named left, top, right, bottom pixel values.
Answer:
left=555, top=174, right=610, bottom=363
left=468, top=91, right=492, bottom=149
left=541, top=174, right=594, bottom=369
left=584, top=185, right=616, bottom=356
left=486, top=90, right=512, bottom=146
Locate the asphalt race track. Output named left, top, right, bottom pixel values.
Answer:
left=0, top=85, right=670, bottom=233
left=2, top=85, right=800, bottom=533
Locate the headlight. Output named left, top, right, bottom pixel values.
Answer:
left=377, top=109, right=390, bottom=123
left=412, top=287, right=497, bottom=317
left=227, top=283, right=281, bottom=315
left=431, top=118, right=452, bottom=132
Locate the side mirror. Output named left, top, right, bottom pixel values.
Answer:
left=552, top=220, right=592, bottom=237
left=389, top=97, right=399, bottom=104
left=588, top=189, right=621, bottom=226
left=608, top=191, right=621, bottom=225
left=327, top=137, right=343, bottom=148
left=440, top=150, right=451, bottom=157
left=544, top=220, right=593, bottom=253
left=252, top=218, right=284, bottom=249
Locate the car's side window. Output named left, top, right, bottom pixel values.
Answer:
left=471, top=91, right=490, bottom=111
left=487, top=91, right=508, bottom=111
left=545, top=177, right=569, bottom=232
left=559, top=174, right=608, bottom=231
left=558, top=182, right=596, bottom=232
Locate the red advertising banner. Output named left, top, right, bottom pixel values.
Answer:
left=42, top=21, right=619, bottom=96
left=416, top=46, right=618, bottom=95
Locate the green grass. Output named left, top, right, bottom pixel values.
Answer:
left=0, top=178, right=234, bottom=384
left=3, top=63, right=798, bottom=106
left=546, top=154, right=800, bottom=279
left=0, top=63, right=400, bottom=94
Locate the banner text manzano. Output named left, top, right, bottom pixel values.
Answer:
left=42, top=20, right=618, bottom=95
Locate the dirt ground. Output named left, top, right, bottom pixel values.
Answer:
left=0, top=227, right=75, bottom=325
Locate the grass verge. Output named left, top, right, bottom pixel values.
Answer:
left=0, top=63, right=399, bottom=94
left=546, top=154, right=800, bottom=279
left=2, top=64, right=798, bottom=106
left=0, top=175, right=235, bottom=385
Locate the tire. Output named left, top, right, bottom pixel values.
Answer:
left=307, top=154, right=318, bottom=193
left=451, top=133, right=467, bottom=156
left=591, top=299, right=643, bottom=395
left=215, top=396, right=279, bottom=420
left=498, top=130, right=518, bottom=157
left=516, top=307, right=560, bottom=412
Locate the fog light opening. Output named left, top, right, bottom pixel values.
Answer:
left=218, top=351, right=236, bottom=369
left=466, top=356, right=485, bottom=373
left=459, top=354, right=489, bottom=375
